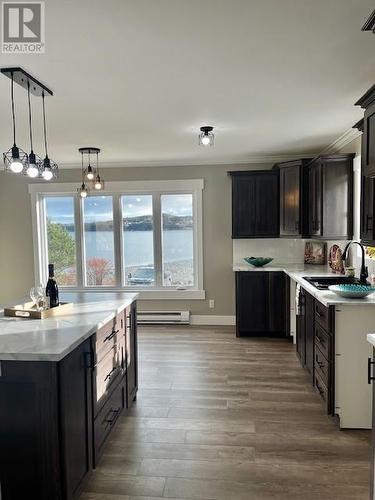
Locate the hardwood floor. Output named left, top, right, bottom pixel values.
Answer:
left=81, top=326, right=371, bottom=500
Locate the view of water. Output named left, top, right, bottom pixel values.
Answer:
left=71, top=229, right=193, bottom=266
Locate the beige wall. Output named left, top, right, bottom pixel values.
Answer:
left=0, top=162, right=270, bottom=315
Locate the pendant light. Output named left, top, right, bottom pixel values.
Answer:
left=41, top=92, right=58, bottom=181
left=78, top=151, right=88, bottom=198
left=94, top=151, right=103, bottom=190
left=3, top=71, right=27, bottom=173
left=86, top=150, right=95, bottom=181
left=199, top=126, right=214, bottom=147
left=26, top=81, right=40, bottom=178
left=77, top=147, right=103, bottom=195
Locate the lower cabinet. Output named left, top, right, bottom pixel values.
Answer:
left=296, top=288, right=334, bottom=415
left=0, top=304, right=138, bottom=500
left=235, top=271, right=288, bottom=337
left=370, top=348, right=375, bottom=499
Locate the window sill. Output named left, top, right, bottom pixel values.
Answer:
left=60, top=288, right=206, bottom=300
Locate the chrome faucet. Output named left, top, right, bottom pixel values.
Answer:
left=341, top=241, right=368, bottom=284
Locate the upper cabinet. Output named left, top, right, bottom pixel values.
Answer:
left=230, top=170, right=279, bottom=238
left=355, top=88, right=375, bottom=245
left=307, top=155, right=354, bottom=240
left=356, top=85, right=375, bottom=177
left=276, top=159, right=311, bottom=237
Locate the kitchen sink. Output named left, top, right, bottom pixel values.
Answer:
left=303, top=276, right=369, bottom=290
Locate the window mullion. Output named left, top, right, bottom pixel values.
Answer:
left=74, top=196, right=84, bottom=288
left=153, top=193, right=163, bottom=287
left=112, top=194, right=123, bottom=287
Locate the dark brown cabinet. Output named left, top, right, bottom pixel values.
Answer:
left=355, top=88, right=375, bottom=245
left=361, top=174, right=375, bottom=243
left=126, top=302, right=138, bottom=405
left=356, top=85, right=375, bottom=177
left=0, top=304, right=138, bottom=500
left=230, top=170, right=279, bottom=238
left=307, top=155, right=354, bottom=240
left=277, top=159, right=310, bottom=237
left=296, top=287, right=314, bottom=381
left=296, top=287, right=334, bottom=415
left=235, top=271, right=287, bottom=337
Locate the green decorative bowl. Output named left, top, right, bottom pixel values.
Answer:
left=328, top=284, right=375, bottom=299
left=244, top=257, right=274, bottom=267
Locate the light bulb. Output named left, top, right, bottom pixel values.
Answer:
left=94, top=175, right=102, bottom=190
left=79, top=183, right=88, bottom=198
left=87, top=171, right=94, bottom=180
left=201, top=135, right=211, bottom=146
left=27, top=164, right=39, bottom=178
left=10, top=158, right=23, bottom=173
left=42, top=167, right=53, bottom=181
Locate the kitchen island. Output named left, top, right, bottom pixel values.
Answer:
left=0, top=292, right=138, bottom=500
left=234, top=264, right=375, bottom=429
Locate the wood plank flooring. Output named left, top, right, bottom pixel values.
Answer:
left=81, top=326, right=371, bottom=500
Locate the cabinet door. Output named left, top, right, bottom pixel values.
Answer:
left=363, top=101, right=375, bottom=177
left=304, top=292, right=315, bottom=381
left=232, top=175, right=256, bottom=237
left=126, top=302, right=138, bottom=405
left=296, top=290, right=306, bottom=366
left=235, top=272, right=268, bottom=336
left=268, top=272, right=286, bottom=333
left=308, top=163, right=322, bottom=236
left=361, top=175, right=375, bottom=243
left=322, top=159, right=352, bottom=239
left=59, top=338, right=93, bottom=499
left=280, top=166, right=300, bottom=236
left=254, top=173, right=279, bottom=237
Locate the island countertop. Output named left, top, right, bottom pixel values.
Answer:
left=0, top=292, right=138, bottom=362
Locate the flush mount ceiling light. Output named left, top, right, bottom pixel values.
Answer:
left=1, top=67, right=58, bottom=180
left=78, top=147, right=103, bottom=197
left=199, top=126, right=214, bottom=147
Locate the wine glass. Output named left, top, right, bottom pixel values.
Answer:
left=30, top=286, right=38, bottom=310
left=36, top=284, right=47, bottom=311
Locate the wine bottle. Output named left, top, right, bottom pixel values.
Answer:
left=46, top=264, right=59, bottom=308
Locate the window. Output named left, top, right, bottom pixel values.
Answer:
left=45, top=196, right=77, bottom=286
left=122, top=195, right=155, bottom=287
left=31, top=180, right=204, bottom=299
left=83, top=196, right=115, bottom=286
left=161, top=194, right=194, bottom=287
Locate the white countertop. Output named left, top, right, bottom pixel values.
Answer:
left=234, top=263, right=375, bottom=307
left=0, top=292, right=138, bottom=362
left=367, top=334, right=375, bottom=347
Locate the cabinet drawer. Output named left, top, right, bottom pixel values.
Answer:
left=314, top=345, right=330, bottom=385
left=314, top=323, right=332, bottom=361
left=94, top=341, right=125, bottom=415
left=314, top=301, right=331, bottom=331
left=94, top=378, right=125, bottom=465
left=96, top=313, right=125, bottom=357
left=314, top=369, right=330, bottom=414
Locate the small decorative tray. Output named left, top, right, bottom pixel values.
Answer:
left=328, top=284, right=375, bottom=299
left=3, top=302, right=73, bottom=319
left=244, top=257, right=274, bottom=267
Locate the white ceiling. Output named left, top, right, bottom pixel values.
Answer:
left=0, top=0, right=375, bottom=167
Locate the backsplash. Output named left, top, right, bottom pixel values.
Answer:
left=233, top=239, right=349, bottom=267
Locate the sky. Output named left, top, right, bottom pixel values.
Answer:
left=45, top=194, right=193, bottom=223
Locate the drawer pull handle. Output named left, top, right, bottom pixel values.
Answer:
left=104, top=329, right=119, bottom=343
left=368, top=358, right=375, bottom=384
left=104, top=407, right=120, bottom=425
left=317, top=360, right=325, bottom=369
left=104, top=366, right=117, bottom=382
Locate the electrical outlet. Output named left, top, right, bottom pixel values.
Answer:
left=209, top=299, right=215, bottom=309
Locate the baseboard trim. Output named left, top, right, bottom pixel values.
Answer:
left=190, top=315, right=236, bottom=326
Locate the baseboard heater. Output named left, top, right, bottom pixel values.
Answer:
left=137, top=310, right=190, bottom=325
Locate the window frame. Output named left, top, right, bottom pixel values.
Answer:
left=29, top=180, right=205, bottom=299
